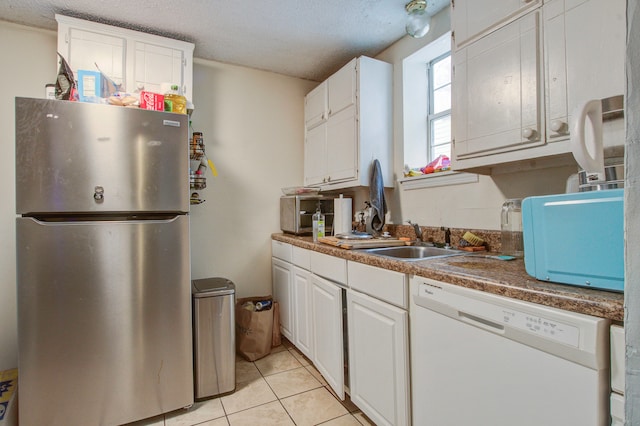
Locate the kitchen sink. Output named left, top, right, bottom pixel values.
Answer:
left=360, top=245, right=466, bottom=261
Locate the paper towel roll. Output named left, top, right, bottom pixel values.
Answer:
left=333, top=196, right=352, bottom=235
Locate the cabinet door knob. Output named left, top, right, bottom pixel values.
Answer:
left=522, top=128, right=535, bottom=139
left=550, top=120, right=566, bottom=133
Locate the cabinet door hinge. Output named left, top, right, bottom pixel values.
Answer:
left=451, top=0, right=454, bottom=8
left=65, top=32, right=69, bottom=44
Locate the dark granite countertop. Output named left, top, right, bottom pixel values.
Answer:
left=272, top=233, right=624, bottom=321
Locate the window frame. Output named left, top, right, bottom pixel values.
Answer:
left=399, top=31, right=477, bottom=190
left=427, top=52, right=452, bottom=163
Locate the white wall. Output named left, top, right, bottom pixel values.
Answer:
left=0, top=20, right=315, bottom=370
left=188, top=59, right=315, bottom=296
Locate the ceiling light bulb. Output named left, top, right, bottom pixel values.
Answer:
left=405, top=0, right=431, bottom=38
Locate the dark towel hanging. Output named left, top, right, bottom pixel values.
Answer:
left=369, top=159, right=387, bottom=233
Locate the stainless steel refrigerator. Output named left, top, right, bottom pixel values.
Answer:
left=15, top=97, right=194, bottom=425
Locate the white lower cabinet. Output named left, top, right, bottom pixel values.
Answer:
left=310, top=273, right=346, bottom=399
left=347, top=289, right=410, bottom=426
left=272, top=242, right=412, bottom=422
left=272, top=257, right=294, bottom=341
left=292, top=266, right=313, bottom=359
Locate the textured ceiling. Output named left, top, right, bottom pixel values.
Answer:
left=0, top=0, right=450, bottom=82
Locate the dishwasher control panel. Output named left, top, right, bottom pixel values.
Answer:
left=503, top=309, right=580, bottom=347
left=417, top=282, right=580, bottom=347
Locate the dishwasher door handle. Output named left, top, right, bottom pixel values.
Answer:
left=458, top=311, right=505, bottom=334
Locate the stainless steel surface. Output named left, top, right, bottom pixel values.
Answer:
left=335, top=232, right=373, bottom=240
left=361, top=245, right=466, bottom=261
left=280, top=195, right=339, bottom=235
left=193, top=278, right=236, bottom=399
left=17, top=215, right=193, bottom=426
left=16, top=97, right=189, bottom=215
left=579, top=163, right=624, bottom=191
left=601, top=94, right=624, bottom=121
left=15, top=98, right=193, bottom=426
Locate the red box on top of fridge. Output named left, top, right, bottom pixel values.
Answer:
left=139, top=91, right=164, bottom=111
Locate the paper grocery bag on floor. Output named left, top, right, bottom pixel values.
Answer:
left=272, top=301, right=282, bottom=347
left=235, top=296, right=274, bottom=361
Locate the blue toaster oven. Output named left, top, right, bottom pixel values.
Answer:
left=522, top=189, right=624, bottom=292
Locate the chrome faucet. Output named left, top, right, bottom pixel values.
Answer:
left=441, top=227, right=451, bottom=248
left=407, top=220, right=422, bottom=242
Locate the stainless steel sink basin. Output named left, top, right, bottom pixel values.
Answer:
left=361, top=245, right=465, bottom=261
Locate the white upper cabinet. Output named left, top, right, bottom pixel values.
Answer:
left=327, top=62, right=357, bottom=117
left=452, top=0, right=541, bottom=49
left=56, top=14, right=194, bottom=102
left=452, top=0, right=625, bottom=173
left=544, top=0, right=625, bottom=142
left=303, top=56, right=392, bottom=190
left=305, top=81, right=328, bottom=130
left=453, top=10, right=544, bottom=161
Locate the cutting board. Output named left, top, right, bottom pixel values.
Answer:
left=318, top=236, right=411, bottom=250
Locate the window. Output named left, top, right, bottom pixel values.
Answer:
left=400, top=31, right=478, bottom=189
left=427, top=53, right=452, bottom=163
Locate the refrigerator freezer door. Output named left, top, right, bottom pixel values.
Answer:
left=17, top=215, right=193, bottom=426
left=16, top=97, right=189, bottom=215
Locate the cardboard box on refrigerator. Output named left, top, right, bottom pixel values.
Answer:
left=0, top=369, right=18, bottom=426
left=77, top=70, right=118, bottom=102
left=139, top=91, right=165, bottom=111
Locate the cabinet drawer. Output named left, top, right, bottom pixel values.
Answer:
left=292, top=246, right=311, bottom=270
left=310, top=251, right=347, bottom=285
left=347, top=261, right=408, bottom=309
left=271, top=240, right=292, bottom=262
left=611, top=325, right=624, bottom=394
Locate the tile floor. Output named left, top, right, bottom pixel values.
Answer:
left=127, top=339, right=375, bottom=426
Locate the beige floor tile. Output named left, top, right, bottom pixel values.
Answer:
left=319, top=414, right=363, bottom=425
left=288, top=346, right=311, bottom=367
left=352, top=411, right=376, bottom=426
left=165, top=398, right=226, bottom=426
left=271, top=344, right=288, bottom=354
left=124, top=414, right=165, bottom=425
left=264, top=366, right=323, bottom=399
left=227, top=401, right=295, bottom=426
left=220, top=377, right=277, bottom=414
left=254, top=350, right=302, bottom=376
left=236, top=358, right=262, bottom=384
left=198, top=418, right=230, bottom=426
left=281, top=387, right=349, bottom=426
left=305, top=365, right=328, bottom=386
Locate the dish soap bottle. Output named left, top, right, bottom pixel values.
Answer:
left=312, top=206, right=325, bottom=242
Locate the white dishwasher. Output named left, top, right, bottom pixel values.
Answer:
left=410, top=276, right=610, bottom=426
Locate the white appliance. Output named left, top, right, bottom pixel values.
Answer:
left=610, top=325, right=625, bottom=425
left=410, top=277, right=610, bottom=426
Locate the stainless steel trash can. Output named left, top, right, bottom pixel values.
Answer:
left=192, top=277, right=236, bottom=399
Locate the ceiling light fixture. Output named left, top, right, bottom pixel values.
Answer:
left=405, top=0, right=431, bottom=38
